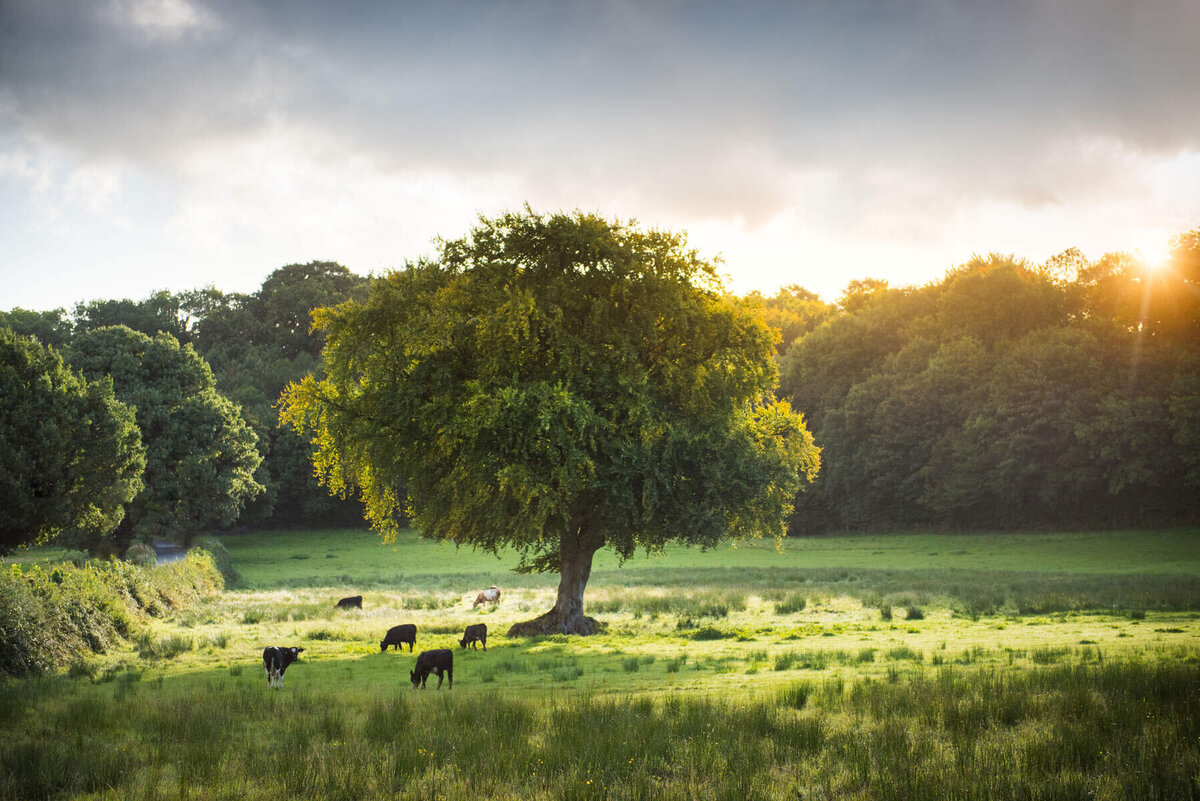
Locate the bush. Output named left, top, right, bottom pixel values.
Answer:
left=124, top=543, right=157, bottom=568
left=775, top=593, right=807, bottom=615
left=194, top=537, right=240, bottom=587
left=0, top=552, right=223, bottom=677
left=0, top=571, right=58, bottom=677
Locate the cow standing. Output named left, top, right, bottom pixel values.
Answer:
left=380, top=623, right=417, bottom=652
left=262, top=646, right=304, bottom=689
left=459, top=623, right=487, bottom=651
left=411, top=649, right=453, bottom=689
left=336, top=595, right=363, bottom=609
left=472, top=586, right=501, bottom=608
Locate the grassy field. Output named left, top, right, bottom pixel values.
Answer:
left=3, top=527, right=1199, bottom=799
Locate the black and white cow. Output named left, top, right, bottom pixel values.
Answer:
left=411, top=649, right=453, bottom=689
left=459, top=623, right=487, bottom=651
left=262, top=646, right=304, bottom=689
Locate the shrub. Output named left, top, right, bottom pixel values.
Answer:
left=690, top=626, right=736, bottom=641
left=0, top=571, right=58, bottom=677
left=774, top=593, right=807, bottom=615
left=194, top=537, right=240, bottom=587
left=0, top=552, right=223, bottom=677
left=124, top=543, right=157, bottom=568
left=905, top=605, right=925, bottom=621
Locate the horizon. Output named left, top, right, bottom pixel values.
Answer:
left=2, top=1, right=1198, bottom=312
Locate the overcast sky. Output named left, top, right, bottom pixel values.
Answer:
left=2, top=0, right=1198, bottom=311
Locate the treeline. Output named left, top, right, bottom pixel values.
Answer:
left=1, top=263, right=369, bottom=549
left=4, top=234, right=1198, bottom=542
left=778, top=232, right=1200, bottom=532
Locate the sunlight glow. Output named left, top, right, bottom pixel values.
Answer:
left=1135, top=240, right=1172, bottom=276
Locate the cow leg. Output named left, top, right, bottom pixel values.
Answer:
left=447, top=667, right=452, bottom=689
left=435, top=669, right=443, bottom=689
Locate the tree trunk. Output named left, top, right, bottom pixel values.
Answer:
left=506, top=526, right=604, bottom=637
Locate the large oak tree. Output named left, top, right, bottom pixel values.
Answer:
left=282, top=209, right=819, bottom=635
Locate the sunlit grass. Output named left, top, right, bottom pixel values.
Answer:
left=5, top=527, right=1200, bottom=798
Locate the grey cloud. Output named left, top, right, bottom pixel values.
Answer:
left=2, top=0, right=1198, bottom=223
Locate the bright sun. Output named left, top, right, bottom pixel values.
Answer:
left=1136, top=241, right=1171, bottom=275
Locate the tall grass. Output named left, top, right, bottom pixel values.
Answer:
left=1, top=661, right=1195, bottom=800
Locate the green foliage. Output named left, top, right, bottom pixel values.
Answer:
left=68, top=326, right=263, bottom=544
left=124, top=542, right=157, bottom=568
left=194, top=536, right=241, bottom=587
left=781, top=239, right=1200, bottom=532
left=282, top=209, right=819, bottom=630
left=73, top=290, right=193, bottom=344
left=0, top=307, right=73, bottom=348
left=0, top=550, right=223, bottom=677
left=0, top=328, right=145, bottom=551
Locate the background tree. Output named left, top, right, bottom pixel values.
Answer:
left=0, top=308, right=73, bottom=349
left=73, top=290, right=193, bottom=344
left=779, top=241, right=1200, bottom=533
left=0, top=329, right=144, bottom=552
left=68, top=326, right=263, bottom=550
left=733, top=284, right=832, bottom=355
left=282, top=209, right=819, bottom=635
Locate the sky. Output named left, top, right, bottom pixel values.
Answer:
left=2, top=0, right=1198, bottom=312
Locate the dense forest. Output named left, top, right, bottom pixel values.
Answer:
left=2, top=230, right=1197, bottom=544
left=778, top=233, right=1200, bottom=532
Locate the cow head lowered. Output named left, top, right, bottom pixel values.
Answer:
left=262, top=646, right=304, bottom=689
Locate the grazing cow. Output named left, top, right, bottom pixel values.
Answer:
left=262, top=646, right=304, bottom=689
left=459, top=623, right=487, bottom=651
left=336, top=595, right=363, bottom=609
left=472, top=585, right=501, bottom=608
left=410, top=649, right=453, bottom=689
left=380, top=623, right=417, bottom=653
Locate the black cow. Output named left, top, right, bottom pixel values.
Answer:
left=336, top=595, right=363, bottom=609
left=411, top=649, right=453, bottom=689
left=459, top=623, right=487, bottom=651
left=262, top=646, right=304, bottom=689
left=380, top=623, right=417, bottom=652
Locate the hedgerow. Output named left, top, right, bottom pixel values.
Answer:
left=0, top=549, right=224, bottom=678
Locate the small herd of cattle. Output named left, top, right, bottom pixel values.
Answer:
left=262, top=587, right=500, bottom=690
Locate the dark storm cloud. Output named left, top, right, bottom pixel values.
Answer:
left=2, top=0, right=1198, bottom=223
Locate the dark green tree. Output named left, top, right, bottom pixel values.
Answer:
left=0, top=329, right=144, bottom=551
left=68, top=326, right=263, bottom=547
left=255, top=261, right=370, bottom=358
left=0, top=308, right=73, bottom=349
left=73, top=290, right=192, bottom=343
left=282, top=209, right=819, bottom=634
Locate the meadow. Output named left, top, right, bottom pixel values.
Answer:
left=2, top=527, right=1199, bottom=799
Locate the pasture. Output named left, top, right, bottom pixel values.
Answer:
left=3, top=527, right=1199, bottom=799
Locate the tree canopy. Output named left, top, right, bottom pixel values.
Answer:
left=282, top=209, right=819, bottom=634
left=68, top=326, right=263, bottom=547
left=779, top=238, right=1200, bottom=532
left=0, top=328, right=145, bottom=552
